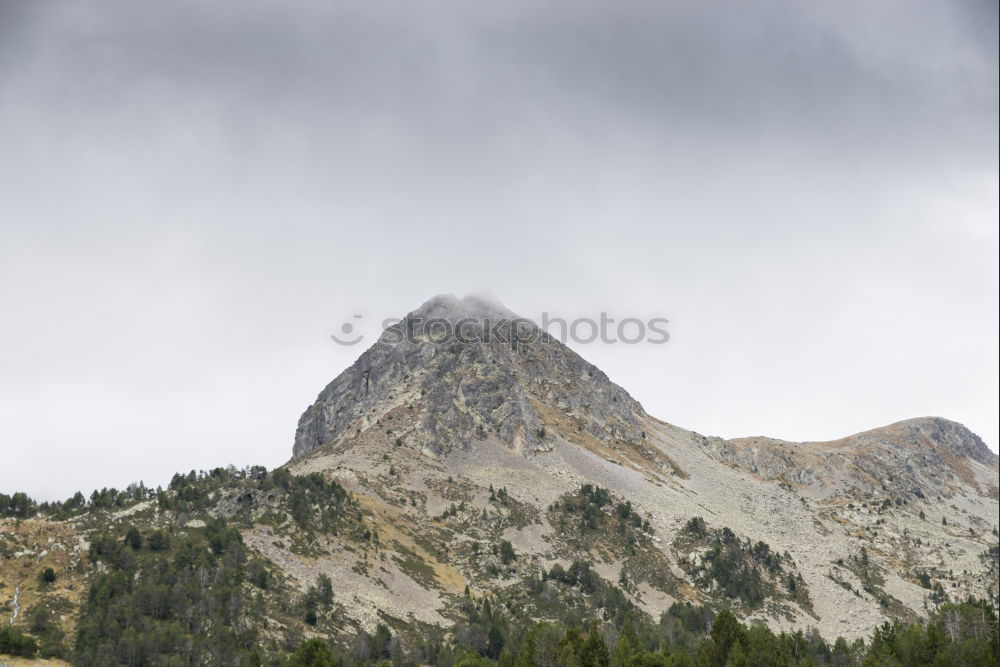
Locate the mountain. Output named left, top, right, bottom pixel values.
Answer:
left=284, top=295, right=998, bottom=635
left=293, top=294, right=647, bottom=460
left=2, top=294, right=998, bottom=665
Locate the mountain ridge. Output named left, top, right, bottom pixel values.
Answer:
left=293, top=295, right=996, bottom=496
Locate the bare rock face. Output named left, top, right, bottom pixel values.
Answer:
left=293, top=295, right=645, bottom=458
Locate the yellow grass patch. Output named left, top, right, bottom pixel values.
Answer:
left=355, top=494, right=467, bottom=594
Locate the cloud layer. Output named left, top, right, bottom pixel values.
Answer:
left=1, top=0, right=997, bottom=498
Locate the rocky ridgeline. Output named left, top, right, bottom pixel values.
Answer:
left=294, top=295, right=646, bottom=459
left=704, top=417, right=999, bottom=500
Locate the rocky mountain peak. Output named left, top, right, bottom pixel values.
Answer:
left=866, top=417, right=997, bottom=467
left=712, top=415, right=997, bottom=500
left=293, top=295, right=646, bottom=459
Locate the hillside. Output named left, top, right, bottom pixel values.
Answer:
left=2, top=295, right=997, bottom=665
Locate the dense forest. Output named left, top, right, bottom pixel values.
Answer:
left=4, top=590, right=996, bottom=665
left=280, top=599, right=1000, bottom=667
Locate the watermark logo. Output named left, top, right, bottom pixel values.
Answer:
left=329, top=315, right=364, bottom=346
left=330, top=313, right=669, bottom=348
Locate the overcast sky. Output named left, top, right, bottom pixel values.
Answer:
left=1, top=0, right=997, bottom=500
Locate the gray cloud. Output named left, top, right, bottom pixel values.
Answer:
left=1, top=0, right=996, bottom=499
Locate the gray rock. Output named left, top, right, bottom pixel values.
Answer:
left=294, top=295, right=645, bottom=458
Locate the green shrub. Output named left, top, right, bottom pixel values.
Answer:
left=0, top=626, right=38, bottom=658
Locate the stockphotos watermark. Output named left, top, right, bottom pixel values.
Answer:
left=330, top=313, right=670, bottom=348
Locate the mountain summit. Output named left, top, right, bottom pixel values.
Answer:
left=293, top=294, right=646, bottom=459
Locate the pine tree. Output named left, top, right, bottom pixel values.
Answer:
left=580, top=625, right=610, bottom=667
left=708, top=609, right=746, bottom=666
left=611, top=619, right=639, bottom=667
